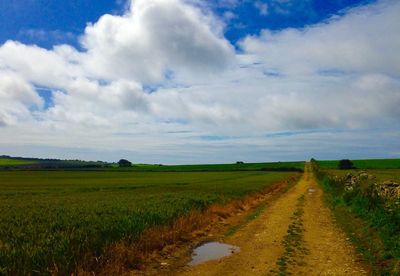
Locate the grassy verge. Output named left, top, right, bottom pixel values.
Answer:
left=0, top=170, right=297, bottom=274
left=312, top=161, right=400, bottom=274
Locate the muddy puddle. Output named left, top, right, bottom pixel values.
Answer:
left=188, top=242, right=240, bottom=266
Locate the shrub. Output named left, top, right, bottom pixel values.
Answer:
left=118, top=159, right=132, bottom=167
left=338, top=159, right=355, bottom=170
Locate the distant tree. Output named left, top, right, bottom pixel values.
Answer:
left=338, top=159, right=354, bottom=170
left=118, top=159, right=132, bottom=167
left=236, top=161, right=244, bottom=164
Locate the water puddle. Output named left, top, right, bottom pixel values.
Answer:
left=188, top=242, right=240, bottom=266
left=308, top=188, right=316, bottom=193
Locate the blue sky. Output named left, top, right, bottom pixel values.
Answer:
left=0, top=0, right=399, bottom=163
left=0, top=1, right=125, bottom=48
left=1, top=0, right=372, bottom=49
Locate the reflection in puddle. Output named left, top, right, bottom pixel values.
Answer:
left=188, top=242, right=240, bottom=266
left=308, top=188, right=316, bottom=193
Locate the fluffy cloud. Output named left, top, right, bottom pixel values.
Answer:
left=234, top=0, right=400, bottom=132
left=0, top=72, right=43, bottom=126
left=0, top=41, right=82, bottom=88
left=81, top=0, right=234, bottom=83
left=43, top=78, right=149, bottom=129
left=240, top=1, right=400, bottom=77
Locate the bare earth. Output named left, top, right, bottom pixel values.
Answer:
left=177, top=163, right=369, bottom=275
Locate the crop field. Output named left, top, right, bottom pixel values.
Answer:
left=0, top=170, right=297, bottom=274
left=112, top=161, right=305, bottom=172
left=0, top=157, right=36, bottom=166
left=317, top=158, right=400, bottom=169
left=0, top=156, right=305, bottom=171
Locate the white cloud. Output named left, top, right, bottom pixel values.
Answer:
left=0, top=41, right=82, bottom=88
left=0, top=72, right=43, bottom=126
left=80, top=0, right=234, bottom=83
left=240, top=1, right=400, bottom=77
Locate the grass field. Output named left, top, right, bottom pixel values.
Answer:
left=117, top=161, right=305, bottom=172
left=317, top=159, right=400, bottom=169
left=0, top=158, right=36, bottom=166
left=0, top=170, right=297, bottom=274
left=0, top=156, right=109, bottom=169
left=0, top=157, right=304, bottom=172
left=325, top=168, right=400, bottom=183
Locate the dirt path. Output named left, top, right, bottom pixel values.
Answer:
left=177, top=163, right=369, bottom=275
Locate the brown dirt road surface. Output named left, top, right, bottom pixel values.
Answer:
left=177, top=163, right=370, bottom=275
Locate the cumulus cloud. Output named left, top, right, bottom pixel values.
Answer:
left=81, top=0, right=234, bottom=83
left=0, top=72, right=43, bottom=125
left=234, top=0, right=400, bottom=132
left=0, top=0, right=234, bottom=125
left=43, top=78, right=149, bottom=129
left=240, top=0, right=400, bottom=77
left=0, top=41, right=82, bottom=88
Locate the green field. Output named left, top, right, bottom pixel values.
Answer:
left=0, top=170, right=297, bottom=274
left=0, top=156, right=304, bottom=172
left=317, top=159, right=400, bottom=169
left=0, top=158, right=36, bottom=166
left=120, top=161, right=305, bottom=172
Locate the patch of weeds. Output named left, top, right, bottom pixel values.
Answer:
left=271, top=195, right=308, bottom=275
left=225, top=225, right=240, bottom=237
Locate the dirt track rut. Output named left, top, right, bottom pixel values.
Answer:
left=178, top=163, right=369, bottom=275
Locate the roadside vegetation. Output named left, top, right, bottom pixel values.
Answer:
left=0, top=169, right=298, bottom=274
left=312, top=159, right=400, bottom=274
